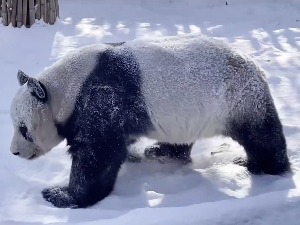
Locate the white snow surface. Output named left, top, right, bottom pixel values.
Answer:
left=1, top=0, right=300, bottom=224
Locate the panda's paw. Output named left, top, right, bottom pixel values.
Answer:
left=126, top=153, right=142, bottom=163
left=42, top=186, right=78, bottom=208
left=233, top=157, right=247, bottom=167
left=144, top=145, right=165, bottom=158
left=144, top=145, right=168, bottom=163
left=233, top=157, right=264, bottom=175
left=145, top=145, right=192, bottom=165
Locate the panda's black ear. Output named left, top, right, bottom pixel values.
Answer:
left=17, top=70, right=29, bottom=86
left=27, top=78, right=48, bottom=102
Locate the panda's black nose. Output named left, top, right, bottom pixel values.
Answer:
left=13, top=152, right=20, bottom=156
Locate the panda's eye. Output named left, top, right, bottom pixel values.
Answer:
left=19, top=125, right=33, bottom=142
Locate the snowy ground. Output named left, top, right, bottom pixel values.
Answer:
left=1, top=0, right=300, bottom=224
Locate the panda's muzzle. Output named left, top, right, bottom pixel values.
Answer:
left=11, top=150, right=37, bottom=160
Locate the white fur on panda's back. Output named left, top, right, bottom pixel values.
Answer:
left=36, top=34, right=267, bottom=144
left=127, top=35, right=265, bottom=144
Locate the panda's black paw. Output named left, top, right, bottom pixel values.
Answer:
left=42, top=186, right=78, bottom=208
left=233, top=157, right=264, bottom=175
left=233, top=157, right=247, bottom=167
left=145, top=145, right=192, bottom=165
left=126, top=153, right=142, bottom=163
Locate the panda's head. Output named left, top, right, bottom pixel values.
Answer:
left=10, top=70, right=63, bottom=160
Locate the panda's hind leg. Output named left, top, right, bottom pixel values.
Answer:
left=145, top=142, right=193, bottom=164
left=227, top=103, right=290, bottom=175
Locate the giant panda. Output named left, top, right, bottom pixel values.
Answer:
left=10, top=34, right=290, bottom=208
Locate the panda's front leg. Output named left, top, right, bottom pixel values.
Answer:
left=42, top=186, right=77, bottom=208
left=42, top=138, right=127, bottom=208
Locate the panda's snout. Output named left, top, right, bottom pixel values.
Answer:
left=12, top=152, right=20, bottom=156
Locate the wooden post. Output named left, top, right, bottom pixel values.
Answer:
left=11, top=0, right=17, bottom=27
left=49, top=0, right=52, bottom=24
left=28, top=0, right=34, bottom=26
left=36, top=0, right=41, bottom=20
left=50, top=0, right=55, bottom=24
left=1, top=0, right=8, bottom=26
left=44, top=0, right=48, bottom=23
left=17, top=0, right=23, bottom=28
left=40, top=0, right=44, bottom=21
left=7, top=0, right=11, bottom=25
left=23, top=0, right=28, bottom=27
left=46, top=0, right=49, bottom=24
left=55, top=0, right=58, bottom=18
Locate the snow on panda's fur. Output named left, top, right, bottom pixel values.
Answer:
left=10, top=34, right=290, bottom=208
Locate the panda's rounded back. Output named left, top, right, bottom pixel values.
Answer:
left=35, top=34, right=268, bottom=144
left=124, top=35, right=267, bottom=143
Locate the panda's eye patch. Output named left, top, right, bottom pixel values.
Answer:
left=19, top=125, right=33, bottom=142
